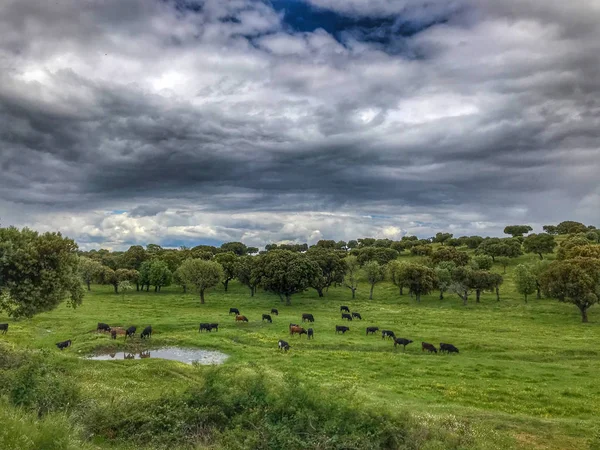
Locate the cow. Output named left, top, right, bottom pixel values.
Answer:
left=351, top=312, right=362, bottom=320
left=97, top=322, right=111, bottom=333
left=366, top=326, right=379, bottom=335
left=341, top=313, right=353, bottom=321
left=110, top=329, right=117, bottom=339
left=56, top=339, right=72, bottom=350
left=340, top=305, right=350, bottom=313
left=302, top=313, right=314, bottom=323
left=335, top=325, right=350, bottom=334
left=140, top=326, right=152, bottom=339
left=124, top=353, right=135, bottom=360
left=262, top=314, right=272, bottom=323
left=278, top=340, right=290, bottom=351
left=271, top=308, right=279, bottom=316
left=199, top=323, right=212, bottom=332
left=125, top=326, right=137, bottom=339
left=422, top=342, right=437, bottom=353
left=229, top=308, right=240, bottom=315
left=140, top=350, right=151, bottom=359
left=235, top=315, right=249, bottom=322
left=209, top=323, right=219, bottom=332
left=394, top=338, right=413, bottom=350
left=290, top=325, right=307, bottom=336
left=0, top=323, right=8, bottom=334
left=307, top=328, right=314, bottom=339
left=381, top=330, right=395, bottom=340
left=440, top=343, right=459, bottom=354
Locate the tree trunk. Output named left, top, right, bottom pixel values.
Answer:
left=416, top=292, right=421, bottom=302
left=536, top=286, right=541, bottom=299
left=439, top=290, right=444, bottom=300
left=351, top=288, right=356, bottom=299
left=476, top=289, right=481, bottom=303
left=580, top=305, right=589, bottom=323
left=399, top=286, right=403, bottom=296
left=200, top=289, right=205, bottom=304
left=113, top=283, right=118, bottom=294
left=462, top=291, right=468, bottom=306
left=369, top=284, right=374, bottom=300
left=86, top=280, right=91, bottom=291
left=223, top=279, right=229, bottom=292
left=136, top=283, right=139, bottom=292
left=154, top=286, right=158, bottom=293
left=503, top=266, right=507, bottom=274
left=538, top=253, right=544, bottom=260
left=146, top=284, right=149, bottom=292
left=183, top=285, right=187, bottom=293
left=250, top=286, right=255, bottom=297
left=158, top=286, right=161, bottom=292
left=316, top=287, right=324, bottom=298
left=496, top=286, right=500, bottom=301
left=524, top=293, right=528, bottom=303
left=285, top=294, right=292, bottom=306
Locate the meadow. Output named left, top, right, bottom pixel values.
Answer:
left=1, top=252, right=600, bottom=449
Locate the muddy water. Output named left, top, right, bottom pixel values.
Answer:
left=88, top=347, right=228, bottom=365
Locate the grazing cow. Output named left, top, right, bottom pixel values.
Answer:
left=307, top=328, right=314, bottom=339
left=290, top=326, right=307, bottom=336
left=262, top=314, right=272, bottom=323
left=125, top=326, right=137, bottom=339
left=422, top=342, right=437, bottom=353
left=56, top=339, right=72, bottom=350
left=209, top=323, right=219, bottom=332
left=199, top=323, right=212, bottom=332
left=394, top=338, right=413, bottom=350
left=124, top=353, right=135, bottom=360
left=340, top=305, right=350, bottom=313
left=140, top=326, right=152, bottom=339
left=366, top=326, right=379, bottom=335
left=440, top=343, right=459, bottom=354
left=140, top=350, right=151, bottom=359
left=97, top=322, right=111, bottom=333
left=302, top=313, right=314, bottom=323
left=381, top=330, right=395, bottom=340
left=271, top=308, right=279, bottom=316
left=341, top=313, right=353, bottom=321
left=110, top=329, right=117, bottom=339
left=351, top=312, right=362, bottom=320
left=0, top=323, right=8, bottom=334
left=278, top=340, right=290, bottom=352
left=335, top=325, right=350, bottom=334
left=235, top=315, right=249, bottom=322
left=229, top=308, right=240, bottom=315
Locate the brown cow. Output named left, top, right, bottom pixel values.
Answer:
left=422, top=342, right=437, bottom=353
left=290, top=326, right=307, bottom=336
left=235, top=315, right=249, bottom=322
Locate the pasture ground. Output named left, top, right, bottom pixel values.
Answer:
left=1, top=253, right=600, bottom=449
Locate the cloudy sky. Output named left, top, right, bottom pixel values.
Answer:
left=1, top=0, right=599, bottom=250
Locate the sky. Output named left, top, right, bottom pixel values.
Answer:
left=0, top=0, right=599, bottom=250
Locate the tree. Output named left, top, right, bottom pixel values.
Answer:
left=177, top=259, right=223, bottom=304
left=556, top=221, right=589, bottom=235
left=343, top=255, right=360, bottom=299
left=118, top=280, right=133, bottom=300
left=147, top=260, right=172, bottom=292
left=214, top=252, right=238, bottom=292
left=99, top=267, right=118, bottom=293
left=435, top=262, right=455, bottom=300
left=260, top=250, right=320, bottom=305
left=347, top=240, right=358, bottom=250
left=221, top=242, right=251, bottom=256
left=465, top=236, right=484, bottom=249
left=469, top=270, right=496, bottom=303
left=388, top=260, right=409, bottom=296
left=410, top=245, right=433, bottom=257
left=529, top=260, right=551, bottom=299
left=488, top=272, right=504, bottom=301
left=236, top=255, right=262, bottom=297
left=352, top=247, right=399, bottom=266
left=523, top=233, right=556, bottom=259
left=138, top=260, right=152, bottom=291
left=434, top=232, right=453, bottom=245
left=357, top=238, right=376, bottom=248
left=543, top=225, right=558, bottom=235
left=0, top=227, right=84, bottom=318
left=514, top=264, right=537, bottom=303
left=119, top=245, right=148, bottom=271
left=557, top=235, right=590, bottom=260
left=496, top=256, right=510, bottom=274
left=476, top=238, right=522, bottom=262
left=540, top=258, right=600, bottom=322
left=563, top=244, right=600, bottom=260
left=450, top=266, right=474, bottom=306
left=306, top=248, right=345, bottom=297
left=363, top=261, right=385, bottom=300
left=471, top=255, right=493, bottom=271
left=503, top=225, right=533, bottom=237
left=390, top=241, right=405, bottom=253
left=431, top=247, right=470, bottom=266
left=79, top=257, right=103, bottom=291
left=398, top=263, right=437, bottom=302
left=314, top=240, right=336, bottom=249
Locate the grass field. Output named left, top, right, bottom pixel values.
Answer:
left=1, top=252, right=600, bottom=449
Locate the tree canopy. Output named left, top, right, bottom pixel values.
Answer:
left=176, top=259, right=223, bottom=304
left=523, top=233, right=556, bottom=259
left=503, top=225, right=533, bottom=237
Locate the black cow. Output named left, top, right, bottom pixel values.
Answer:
left=366, top=326, right=379, bottom=335
left=199, top=323, right=212, bottom=332
left=278, top=340, right=290, bottom=352
left=302, top=313, right=314, bottom=323
left=307, top=328, right=314, bottom=339
left=229, top=307, right=240, bottom=315
left=56, top=339, right=72, bottom=350
left=0, top=323, right=8, bottom=334
left=394, top=338, right=413, bottom=350
left=381, top=330, right=395, bottom=340
left=209, top=323, right=219, bottom=331
left=351, top=312, right=362, bottom=320
left=271, top=308, right=279, bottom=316
left=440, top=343, right=459, bottom=354
left=335, top=325, right=350, bottom=334
left=125, top=326, right=137, bottom=339
left=110, top=329, right=117, bottom=339
left=340, top=305, right=350, bottom=313
left=97, top=322, right=111, bottom=333
left=341, top=313, right=352, bottom=321
left=422, top=342, right=437, bottom=353
left=262, top=314, right=272, bottom=323
left=140, top=326, right=152, bottom=339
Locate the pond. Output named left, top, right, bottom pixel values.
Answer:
left=88, top=347, right=229, bottom=365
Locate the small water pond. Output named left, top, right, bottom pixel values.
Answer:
left=88, top=347, right=228, bottom=365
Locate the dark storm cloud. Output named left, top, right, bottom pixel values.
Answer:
left=0, top=0, right=598, bottom=248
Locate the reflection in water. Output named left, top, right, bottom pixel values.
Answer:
left=88, top=347, right=228, bottom=365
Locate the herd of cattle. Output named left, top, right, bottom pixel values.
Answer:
left=1, top=305, right=460, bottom=356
